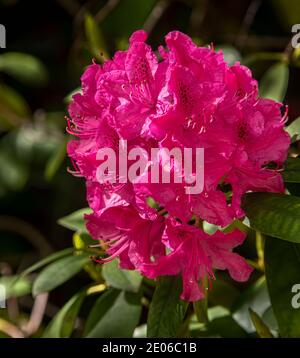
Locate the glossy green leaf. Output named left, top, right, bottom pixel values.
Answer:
left=249, top=308, right=273, bottom=338
left=102, top=259, right=142, bottom=293
left=84, top=289, right=142, bottom=338
left=147, top=276, right=188, bottom=338
left=43, top=290, right=86, bottom=338
left=21, top=248, right=74, bottom=277
left=265, top=237, right=300, bottom=337
left=259, top=62, right=289, bottom=102
left=0, top=52, right=48, bottom=86
left=243, top=192, right=300, bottom=243
left=58, top=208, right=92, bottom=233
left=32, top=254, right=90, bottom=296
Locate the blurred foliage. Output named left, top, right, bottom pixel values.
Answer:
left=1, top=0, right=300, bottom=339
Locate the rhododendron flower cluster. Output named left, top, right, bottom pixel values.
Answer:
left=67, top=30, right=290, bottom=301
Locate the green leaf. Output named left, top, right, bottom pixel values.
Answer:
left=189, top=307, right=248, bottom=338
left=217, top=45, right=241, bottom=66
left=283, top=157, right=300, bottom=183
left=84, top=14, right=108, bottom=61
left=193, top=277, right=208, bottom=324
left=64, top=87, right=81, bottom=104
left=0, top=84, right=30, bottom=119
left=0, top=52, right=48, bottom=86
left=285, top=117, right=300, bottom=142
left=262, top=306, right=279, bottom=333
left=147, top=276, right=188, bottom=338
left=102, top=259, right=142, bottom=293
left=43, top=290, right=86, bottom=338
left=45, top=139, right=67, bottom=181
left=0, top=275, right=31, bottom=299
left=232, top=277, right=271, bottom=333
left=209, top=279, right=240, bottom=310
left=207, top=307, right=248, bottom=338
left=58, top=208, right=92, bottom=233
left=84, top=289, right=142, bottom=338
left=32, top=254, right=90, bottom=296
left=249, top=308, right=273, bottom=338
left=21, top=248, right=74, bottom=277
left=72, top=232, right=95, bottom=250
left=0, top=146, right=29, bottom=192
left=193, top=299, right=208, bottom=324
left=242, top=192, right=300, bottom=243
left=265, top=237, right=300, bottom=337
left=243, top=52, right=284, bottom=66
left=259, top=62, right=289, bottom=102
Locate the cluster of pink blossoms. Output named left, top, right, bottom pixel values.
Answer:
left=67, top=30, right=290, bottom=301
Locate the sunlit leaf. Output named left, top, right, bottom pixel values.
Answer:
left=43, top=290, right=86, bottom=338
left=84, top=289, right=142, bottom=338
left=285, top=117, right=300, bottom=142
left=243, top=193, right=300, bottom=243
left=58, top=208, right=92, bottom=233
left=85, top=14, right=108, bottom=62
left=259, top=62, right=289, bottom=102
left=0, top=275, right=31, bottom=298
left=102, top=259, right=142, bottom=293
left=249, top=308, right=273, bottom=338
left=21, top=248, right=74, bottom=277
left=32, top=254, right=90, bottom=295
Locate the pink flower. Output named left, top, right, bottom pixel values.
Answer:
left=142, top=219, right=252, bottom=301
left=86, top=205, right=165, bottom=270
left=67, top=29, right=290, bottom=301
left=95, top=30, right=168, bottom=140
